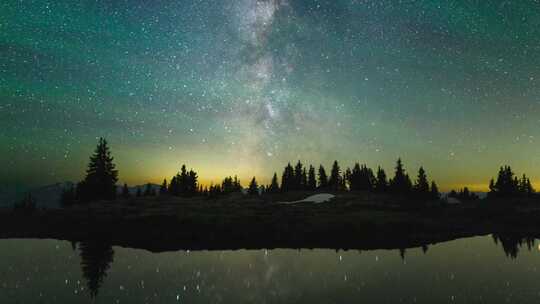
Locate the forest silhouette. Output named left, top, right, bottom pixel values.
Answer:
left=58, top=137, right=536, bottom=207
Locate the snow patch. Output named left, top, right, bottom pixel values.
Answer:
left=279, top=193, right=335, bottom=205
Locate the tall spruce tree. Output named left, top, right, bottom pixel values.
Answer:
left=248, top=177, right=259, bottom=195
left=159, top=179, right=168, bottom=195
left=307, top=165, right=317, bottom=190
left=328, top=160, right=342, bottom=191
left=489, top=166, right=519, bottom=198
left=318, top=165, right=329, bottom=189
left=281, top=163, right=295, bottom=192
left=375, top=166, right=388, bottom=193
left=430, top=181, right=440, bottom=200
left=268, top=173, right=280, bottom=193
left=78, top=138, right=118, bottom=202
left=414, top=167, right=430, bottom=198
left=294, top=161, right=304, bottom=190
left=390, top=158, right=411, bottom=195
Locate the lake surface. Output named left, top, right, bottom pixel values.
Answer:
left=0, top=235, right=539, bottom=303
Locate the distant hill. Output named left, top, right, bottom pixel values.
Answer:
left=0, top=182, right=162, bottom=209
left=0, top=182, right=74, bottom=209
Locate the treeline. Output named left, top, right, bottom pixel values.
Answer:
left=59, top=138, right=537, bottom=207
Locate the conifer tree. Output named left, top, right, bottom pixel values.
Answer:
left=318, top=165, right=328, bottom=189
left=281, top=163, right=295, bottom=192
left=233, top=176, right=242, bottom=192
left=430, top=181, right=440, bottom=200
left=390, top=158, right=412, bottom=194
left=489, top=166, right=519, bottom=198
left=294, top=161, right=304, bottom=190
left=414, top=167, right=430, bottom=198
left=168, top=176, right=178, bottom=195
left=268, top=173, right=280, bottom=193
left=78, top=138, right=119, bottom=202
left=307, top=165, right=317, bottom=190
left=248, top=177, right=259, bottom=195
left=159, top=179, right=168, bottom=195
left=301, top=168, right=308, bottom=190
left=328, top=160, right=342, bottom=191
left=375, top=166, right=388, bottom=193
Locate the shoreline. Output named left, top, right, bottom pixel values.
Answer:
left=2, top=193, right=540, bottom=252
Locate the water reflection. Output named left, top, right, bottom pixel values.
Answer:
left=2, top=235, right=540, bottom=303
left=76, top=241, right=114, bottom=298
left=491, top=234, right=536, bottom=259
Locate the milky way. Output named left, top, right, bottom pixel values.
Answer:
left=2, top=0, right=540, bottom=190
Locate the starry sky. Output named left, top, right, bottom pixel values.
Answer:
left=2, top=0, right=540, bottom=191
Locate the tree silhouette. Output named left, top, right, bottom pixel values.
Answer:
left=248, top=177, right=259, bottom=195
left=159, top=179, right=168, bottom=195
left=168, top=165, right=199, bottom=197
left=78, top=241, right=114, bottom=299
left=294, top=161, right=304, bottom=190
left=281, top=163, right=295, bottom=192
left=318, top=165, right=329, bottom=189
left=268, top=173, right=280, bottom=193
left=346, top=163, right=375, bottom=191
left=328, top=161, right=343, bottom=191
left=413, top=167, right=430, bottom=199
left=77, top=138, right=118, bottom=202
left=301, top=167, right=308, bottom=190
left=374, top=166, right=388, bottom=193
left=136, top=187, right=142, bottom=197
left=449, top=187, right=479, bottom=201
left=390, top=158, right=412, bottom=195
left=307, top=165, right=317, bottom=190
left=430, top=181, right=440, bottom=200
left=489, top=166, right=523, bottom=198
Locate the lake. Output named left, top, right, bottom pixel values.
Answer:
left=0, top=235, right=539, bottom=303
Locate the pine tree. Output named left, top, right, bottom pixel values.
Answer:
left=301, top=167, right=308, bottom=190
left=248, top=177, right=259, bottom=195
left=159, top=179, right=168, bottom=195
left=414, top=167, right=430, bottom=198
left=430, top=181, right=440, bottom=200
left=375, top=166, right=388, bottom=193
left=328, top=160, right=342, bottom=191
left=121, top=183, right=130, bottom=199
left=390, top=158, right=411, bottom=195
left=294, top=161, right=304, bottom=190
left=489, top=165, right=520, bottom=198
left=318, top=165, right=328, bottom=189
left=281, top=163, right=295, bottom=192
left=233, top=176, right=242, bottom=192
left=268, top=173, right=280, bottom=193
left=78, top=138, right=119, bottom=202
left=307, top=165, right=317, bottom=190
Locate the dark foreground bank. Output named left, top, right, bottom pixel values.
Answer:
left=1, top=192, right=540, bottom=252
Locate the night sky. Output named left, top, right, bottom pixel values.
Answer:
left=2, top=0, right=540, bottom=191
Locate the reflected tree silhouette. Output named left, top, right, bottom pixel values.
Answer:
left=78, top=241, right=115, bottom=298
left=492, top=234, right=536, bottom=259
left=399, top=248, right=406, bottom=261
